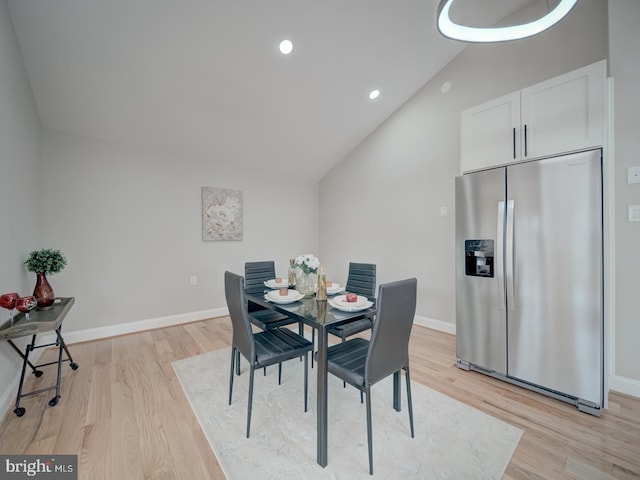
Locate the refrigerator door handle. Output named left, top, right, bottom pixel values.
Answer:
left=505, top=200, right=515, bottom=311
left=497, top=201, right=506, bottom=311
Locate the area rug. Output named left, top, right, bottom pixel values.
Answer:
left=172, top=347, right=522, bottom=479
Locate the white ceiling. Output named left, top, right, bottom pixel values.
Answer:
left=7, top=0, right=533, bottom=180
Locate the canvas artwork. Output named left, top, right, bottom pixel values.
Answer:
left=202, top=187, right=243, bottom=241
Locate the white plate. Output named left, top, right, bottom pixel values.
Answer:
left=264, top=278, right=289, bottom=289
left=332, top=294, right=368, bottom=308
left=328, top=298, right=374, bottom=313
left=265, top=290, right=303, bottom=304
left=314, top=283, right=344, bottom=295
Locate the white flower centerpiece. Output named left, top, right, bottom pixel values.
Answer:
left=294, top=253, right=320, bottom=297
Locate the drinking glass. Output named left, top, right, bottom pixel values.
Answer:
left=0, top=292, right=20, bottom=325
left=16, top=296, right=38, bottom=320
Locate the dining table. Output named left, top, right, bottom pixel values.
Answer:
left=244, top=289, right=402, bottom=468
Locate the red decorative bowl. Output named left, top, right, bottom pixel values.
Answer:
left=0, top=293, right=20, bottom=310
left=16, top=296, right=38, bottom=313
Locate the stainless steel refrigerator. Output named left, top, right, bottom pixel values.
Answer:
left=455, top=149, right=604, bottom=415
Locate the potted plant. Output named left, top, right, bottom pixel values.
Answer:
left=25, top=248, right=67, bottom=309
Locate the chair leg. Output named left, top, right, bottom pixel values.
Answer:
left=365, top=387, right=373, bottom=475
left=278, top=362, right=282, bottom=385
left=236, top=349, right=241, bottom=376
left=247, top=367, right=255, bottom=438
left=228, top=347, right=236, bottom=405
left=300, top=322, right=305, bottom=363
left=405, top=366, right=415, bottom=438
left=303, top=353, right=309, bottom=412
left=342, top=336, right=347, bottom=388
left=311, top=328, right=315, bottom=368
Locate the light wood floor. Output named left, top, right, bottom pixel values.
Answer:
left=0, top=317, right=638, bottom=479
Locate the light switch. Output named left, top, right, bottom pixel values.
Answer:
left=628, top=166, right=640, bottom=184
left=628, top=205, right=640, bottom=222
left=440, top=206, right=448, bottom=217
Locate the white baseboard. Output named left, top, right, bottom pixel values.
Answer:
left=45, top=311, right=454, bottom=344
left=414, top=315, right=456, bottom=335
left=608, top=374, right=640, bottom=399
left=41, top=307, right=230, bottom=345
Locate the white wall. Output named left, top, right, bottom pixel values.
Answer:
left=0, top=0, right=319, bottom=414
left=320, top=0, right=608, bottom=326
left=609, top=0, right=640, bottom=389
left=41, top=129, right=319, bottom=333
left=0, top=0, right=44, bottom=411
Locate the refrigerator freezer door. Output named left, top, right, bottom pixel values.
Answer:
left=455, top=168, right=507, bottom=374
left=506, top=150, right=603, bottom=406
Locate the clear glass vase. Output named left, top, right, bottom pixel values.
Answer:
left=288, top=259, right=297, bottom=288
left=296, top=271, right=317, bottom=298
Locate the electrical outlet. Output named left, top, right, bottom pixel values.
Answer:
left=190, top=275, right=198, bottom=285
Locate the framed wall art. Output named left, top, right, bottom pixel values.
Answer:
left=201, top=187, right=243, bottom=241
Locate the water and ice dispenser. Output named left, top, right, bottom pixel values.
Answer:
left=464, top=240, right=494, bottom=278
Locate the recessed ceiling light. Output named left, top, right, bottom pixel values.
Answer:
left=369, top=89, right=380, bottom=100
left=279, top=39, right=294, bottom=55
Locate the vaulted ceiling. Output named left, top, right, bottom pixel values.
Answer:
left=7, top=0, right=533, bottom=180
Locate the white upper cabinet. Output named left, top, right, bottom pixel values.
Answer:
left=461, top=92, right=520, bottom=172
left=520, top=61, right=605, bottom=160
left=461, top=60, right=606, bottom=173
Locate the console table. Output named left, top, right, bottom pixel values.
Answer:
left=0, top=297, right=78, bottom=417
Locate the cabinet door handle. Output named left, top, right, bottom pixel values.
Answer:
left=513, top=127, right=516, bottom=159
left=524, top=124, right=528, bottom=157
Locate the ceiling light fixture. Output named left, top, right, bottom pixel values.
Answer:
left=369, top=89, right=380, bottom=100
left=279, top=39, right=294, bottom=55
left=436, top=0, right=578, bottom=43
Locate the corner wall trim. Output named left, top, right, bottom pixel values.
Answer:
left=608, top=374, right=640, bottom=399
left=414, top=315, right=456, bottom=335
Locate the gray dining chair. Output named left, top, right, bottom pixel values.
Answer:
left=225, top=271, right=313, bottom=438
left=327, top=262, right=377, bottom=342
left=245, top=261, right=298, bottom=331
left=317, top=262, right=376, bottom=379
left=326, top=277, right=417, bottom=475
left=241, top=261, right=304, bottom=376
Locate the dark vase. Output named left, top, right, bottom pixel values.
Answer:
left=33, top=272, right=55, bottom=308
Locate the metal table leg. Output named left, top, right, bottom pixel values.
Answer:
left=8, top=328, right=78, bottom=416
left=7, top=338, right=42, bottom=376
left=12, top=335, right=37, bottom=416
left=317, top=324, right=328, bottom=467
